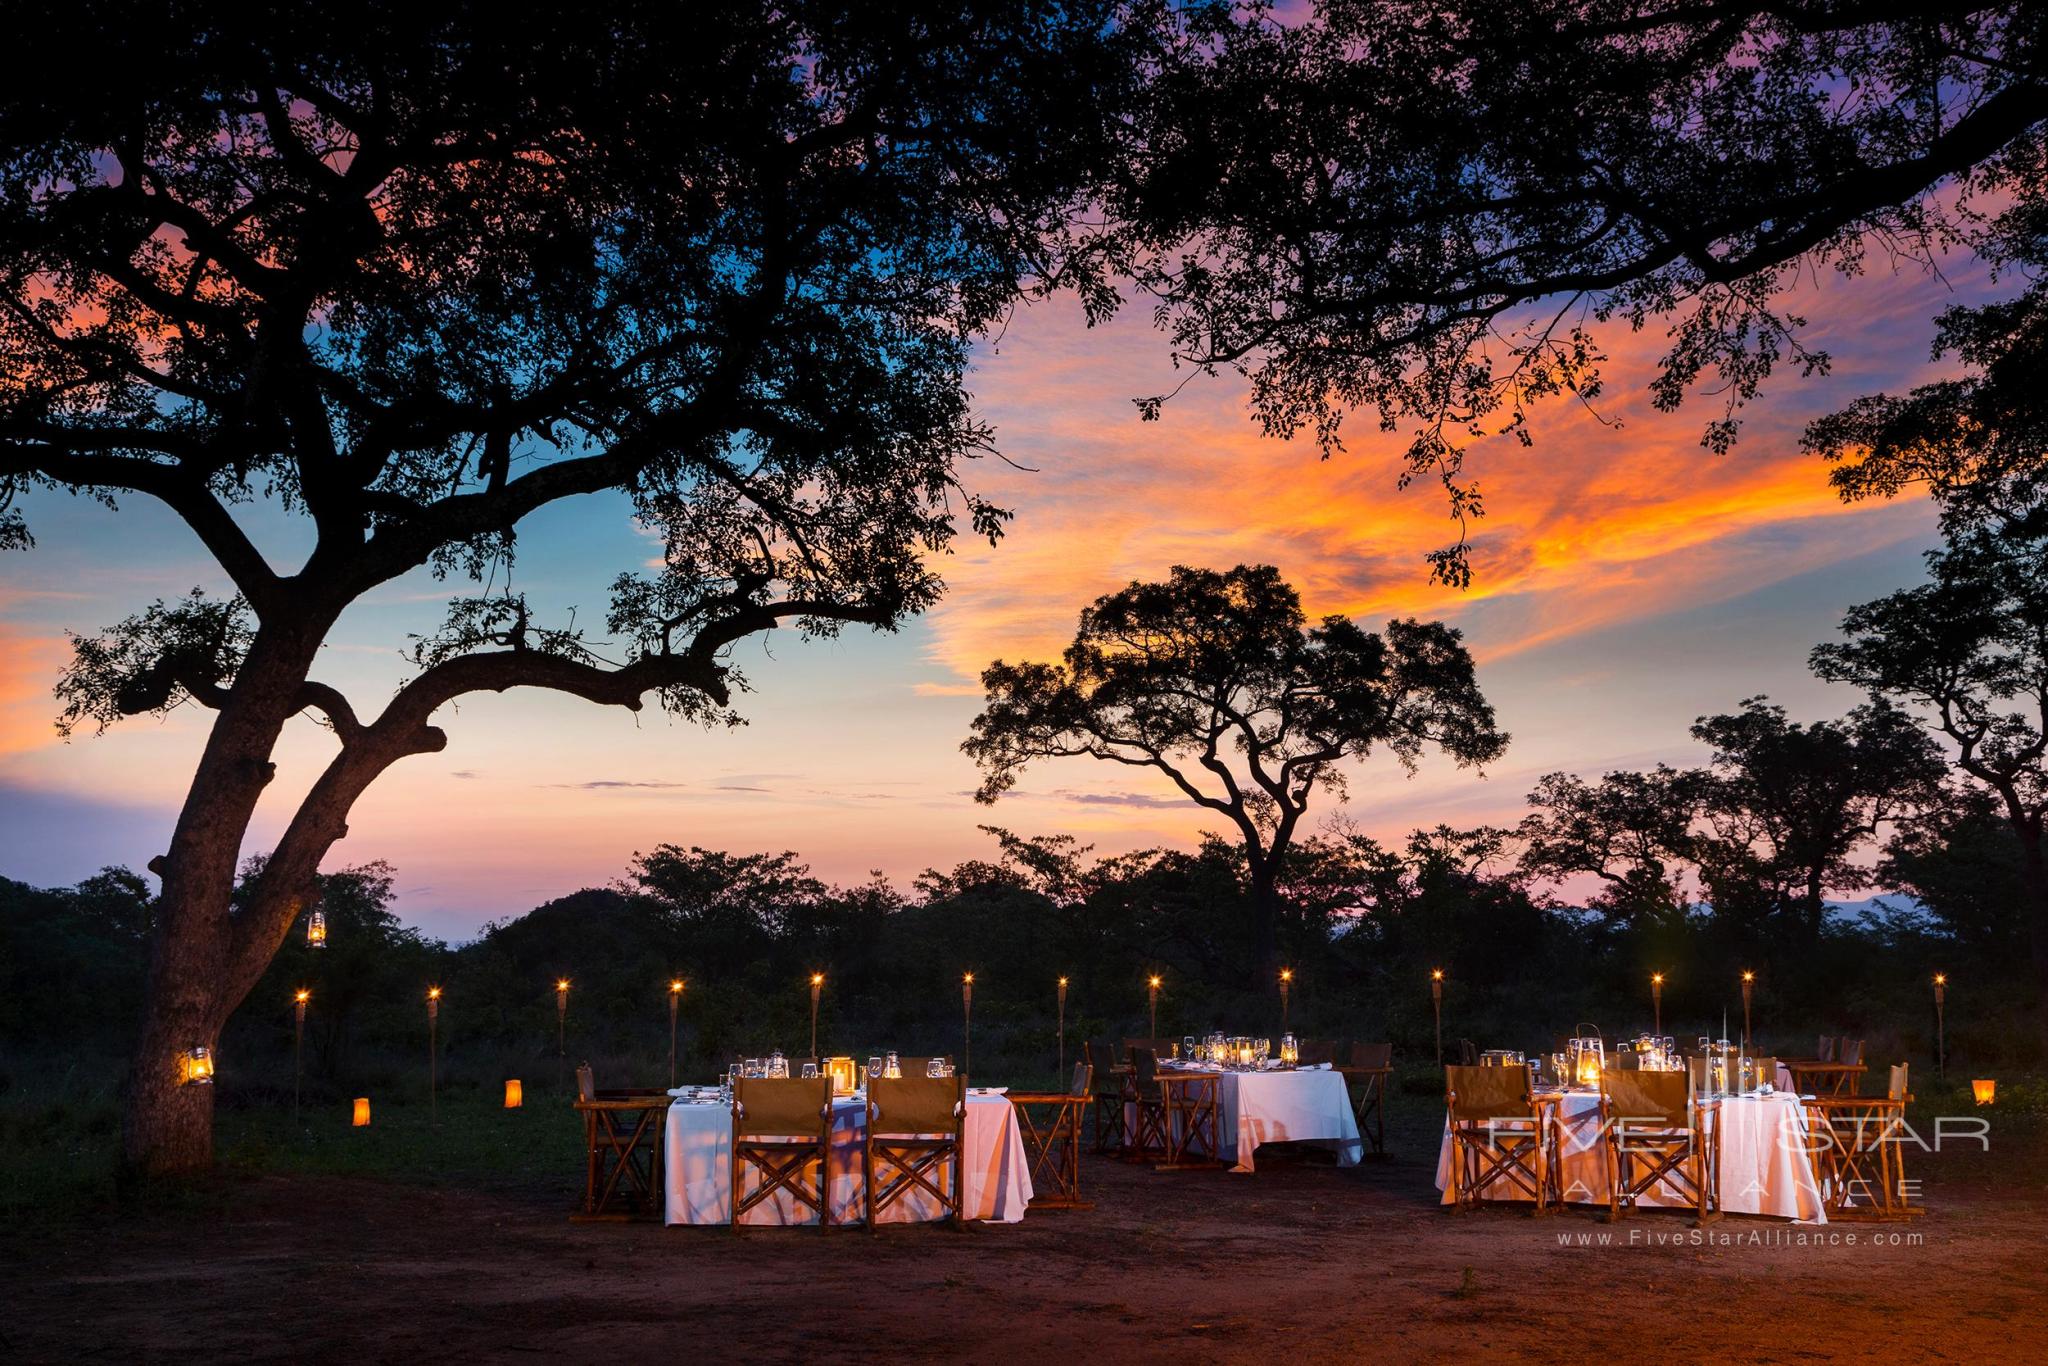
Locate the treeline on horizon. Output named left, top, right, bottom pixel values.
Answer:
left=2, top=726, right=2031, bottom=1101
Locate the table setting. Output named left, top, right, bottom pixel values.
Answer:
left=1432, top=1035, right=1827, bottom=1221
left=1141, top=1032, right=1365, bottom=1173
left=662, top=1049, right=1034, bottom=1226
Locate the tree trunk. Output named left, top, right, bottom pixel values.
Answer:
left=1249, top=862, right=1279, bottom=983
left=121, top=627, right=323, bottom=1176
left=2018, top=821, right=2048, bottom=1013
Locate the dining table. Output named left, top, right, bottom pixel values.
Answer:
left=1145, top=1062, right=1365, bottom=1173
left=1432, top=1084, right=1827, bottom=1221
left=663, top=1087, right=1035, bottom=1226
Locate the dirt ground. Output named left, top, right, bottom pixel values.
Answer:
left=6, top=1136, right=2044, bottom=1364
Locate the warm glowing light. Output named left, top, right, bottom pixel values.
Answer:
left=1148, top=975, right=1161, bottom=989
left=351, top=1097, right=371, bottom=1127
left=555, top=978, right=570, bottom=993
left=305, top=909, right=327, bottom=948
left=504, top=1079, right=524, bottom=1108
left=1742, top=971, right=1755, bottom=983
left=1973, top=1079, right=1996, bottom=1106
left=1575, top=1053, right=1602, bottom=1087
left=1058, top=975, right=1069, bottom=987
left=294, top=989, right=310, bottom=1004
left=811, top=973, right=824, bottom=986
left=427, top=986, right=441, bottom=1001
left=180, top=1046, right=215, bottom=1086
left=1280, top=969, right=1293, bottom=983
left=963, top=972, right=974, bottom=984
left=1651, top=972, right=1664, bottom=985
left=1431, top=969, right=1444, bottom=982
left=824, top=1057, right=858, bottom=1096
left=1934, top=973, right=1947, bottom=986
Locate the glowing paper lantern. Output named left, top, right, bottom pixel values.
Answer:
left=504, top=1079, right=524, bottom=1108
left=1973, top=1079, right=1996, bottom=1106
left=352, top=1097, right=371, bottom=1127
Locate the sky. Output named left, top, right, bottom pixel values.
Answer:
left=0, top=249, right=1983, bottom=943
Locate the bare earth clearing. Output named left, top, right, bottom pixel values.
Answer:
left=7, top=1130, right=2044, bottom=1364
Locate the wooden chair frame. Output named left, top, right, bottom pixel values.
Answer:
left=572, top=1062, right=669, bottom=1221
left=1155, top=1071, right=1224, bottom=1171
left=1601, top=1091, right=1719, bottom=1226
left=1803, top=1067, right=1920, bottom=1221
left=730, top=1076, right=834, bottom=1232
left=1085, top=1041, right=1128, bottom=1153
left=864, top=1075, right=966, bottom=1231
left=1444, top=1066, right=1549, bottom=1215
left=1122, top=1048, right=1171, bottom=1163
left=1339, top=1044, right=1393, bottom=1157
left=1010, top=1062, right=1094, bottom=1209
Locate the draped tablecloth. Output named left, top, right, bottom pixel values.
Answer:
left=1220, top=1067, right=1364, bottom=1173
left=1432, top=1088, right=1826, bottom=1221
left=1136, top=1066, right=1363, bottom=1173
left=664, top=1092, right=1033, bottom=1226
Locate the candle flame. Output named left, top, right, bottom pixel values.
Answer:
left=963, top=972, right=974, bottom=984
left=811, top=973, right=823, bottom=986
left=555, top=978, right=570, bottom=993
left=427, top=986, right=441, bottom=1000
left=1058, top=975, right=1068, bottom=986
left=1148, top=975, right=1161, bottom=989
left=1280, top=968, right=1293, bottom=982
left=1652, top=972, right=1664, bottom=985
left=294, top=988, right=309, bottom=1004
left=1934, top=973, right=1947, bottom=985
left=1742, top=970, right=1755, bottom=982
left=1431, top=969, right=1444, bottom=981
left=670, top=978, right=686, bottom=994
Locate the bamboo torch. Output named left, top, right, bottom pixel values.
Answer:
left=426, top=986, right=441, bottom=1126
left=1279, top=968, right=1293, bottom=1031
left=293, top=988, right=309, bottom=1125
left=1431, top=969, right=1444, bottom=1066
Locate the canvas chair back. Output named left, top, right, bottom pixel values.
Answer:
left=869, top=1073, right=963, bottom=1137
left=1817, top=1035, right=1838, bottom=1062
left=1604, top=1068, right=1689, bottom=1126
left=1838, top=1038, right=1865, bottom=1066
left=1457, top=1038, right=1479, bottom=1066
left=1616, top=1050, right=1641, bottom=1070
left=1446, top=1064, right=1532, bottom=1122
left=897, top=1056, right=953, bottom=1079
left=1067, top=1061, right=1092, bottom=1097
left=1685, top=1055, right=1709, bottom=1092
left=575, top=1063, right=596, bottom=1103
left=1889, top=1062, right=1910, bottom=1102
left=1131, top=1046, right=1161, bottom=1098
left=1348, top=1041, right=1392, bottom=1070
left=1298, top=1038, right=1339, bottom=1066
left=734, top=1075, right=828, bottom=1138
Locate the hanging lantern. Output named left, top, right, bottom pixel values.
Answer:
left=305, top=908, right=328, bottom=949
left=180, top=1046, right=215, bottom=1086
left=1973, top=1079, right=1996, bottom=1106
left=352, top=1097, right=371, bottom=1127
left=504, top=1079, right=524, bottom=1108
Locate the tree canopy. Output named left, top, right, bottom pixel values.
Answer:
left=964, top=563, right=1507, bottom=968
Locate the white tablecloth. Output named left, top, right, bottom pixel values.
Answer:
left=663, top=1092, right=1033, bottom=1226
left=1136, top=1066, right=1363, bottom=1173
left=1432, top=1088, right=1826, bottom=1221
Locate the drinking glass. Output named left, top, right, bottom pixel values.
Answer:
left=743, top=1057, right=762, bottom=1079
left=1183, top=1036, right=1197, bottom=1062
left=801, top=1062, right=818, bottom=1080
left=927, top=1058, right=943, bottom=1078
left=867, top=1055, right=882, bottom=1079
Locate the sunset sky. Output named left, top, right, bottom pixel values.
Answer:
left=0, top=249, right=1980, bottom=942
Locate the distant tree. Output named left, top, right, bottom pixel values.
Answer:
left=1688, top=698, right=1948, bottom=940
left=0, top=2, right=1157, bottom=1171
left=1114, top=3, right=2047, bottom=582
left=1879, top=786, right=2033, bottom=958
left=963, top=564, right=1507, bottom=972
left=1517, top=766, right=1700, bottom=923
left=627, top=847, right=828, bottom=980
left=1812, top=533, right=2048, bottom=1000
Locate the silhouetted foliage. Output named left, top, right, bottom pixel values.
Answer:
left=965, top=564, right=1506, bottom=973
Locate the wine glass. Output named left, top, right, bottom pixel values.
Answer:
left=801, top=1062, right=818, bottom=1079
left=866, top=1055, right=882, bottom=1079
left=927, top=1058, right=943, bottom=1078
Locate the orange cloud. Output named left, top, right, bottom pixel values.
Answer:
left=932, top=255, right=1962, bottom=682
left=0, top=625, right=67, bottom=757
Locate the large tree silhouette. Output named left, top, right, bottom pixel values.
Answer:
left=963, top=564, right=1506, bottom=971
left=1115, top=2, right=2047, bottom=582
left=1813, top=534, right=2048, bottom=1001
left=0, top=1, right=1154, bottom=1172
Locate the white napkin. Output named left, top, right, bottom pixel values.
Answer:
left=970, top=1086, right=1009, bottom=1095
left=1301, top=1062, right=1332, bottom=1071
